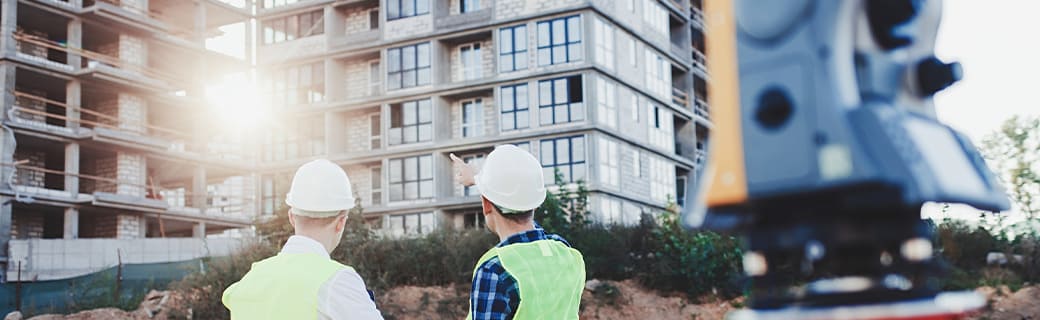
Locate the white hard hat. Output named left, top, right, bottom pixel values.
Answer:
left=474, top=145, right=547, bottom=212
left=285, top=159, right=356, bottom=216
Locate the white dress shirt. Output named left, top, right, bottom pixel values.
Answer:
left=280, top=235, right=384, bottom=320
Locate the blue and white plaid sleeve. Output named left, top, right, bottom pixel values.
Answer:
left=470, top=257, right=520, bottom=320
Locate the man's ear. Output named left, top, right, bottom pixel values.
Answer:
left=335, top=213, right=348, bottom=232
left=288, top=210, right=297, bottom=229
left=481, top=197, right=495, bottom=216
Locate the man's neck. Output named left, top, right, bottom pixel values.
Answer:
left=495, top=220, right=537, bottom=242
left=295, top=231, right=335, bottom=254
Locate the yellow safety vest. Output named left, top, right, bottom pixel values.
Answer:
left=466, top=239, right=586, bottom=320
left=222, top=253, right=351, bottom=319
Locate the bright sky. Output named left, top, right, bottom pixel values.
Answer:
left=934, top=0, right=1040, bottom=142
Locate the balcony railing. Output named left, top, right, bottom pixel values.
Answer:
left=672, top=87, right=690, bottom=108
left=690, top=5, right=705, bottom=29
left=694, top=98, right=710, bottom=120
left=14, top=32, right=183, bottom=86
left=692, top=47, right=707, bottom=73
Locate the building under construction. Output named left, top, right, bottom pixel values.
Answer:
left=255, top=0, right=710, bottom=237
left=0, top=0, right=253, bottom=281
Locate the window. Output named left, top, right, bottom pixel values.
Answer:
left=387, top=212, right=435, bottom=236
left=270, top=62, right=324, bottom=107
left=649, top=156, right=676, bottom=204
left=499, top=25, right=528, bottom=72
left=631, top=148, right=642, bottom=177
left=462, top=154, right=485, bottom=196
left=262, top=11, right=323, bottom=45
left=371, top=166, right=383, bottom=205
left=598, top=137, right=620, bottom=187
left=540, top=136, right=586, bottom=184
left=538, top=75, right=584, bottom=125
left=676, top=176, right=687, bottom=207
left=630, top=93, right=639, bottom=122
left=600, top=197, right=622, bottom=224
left=648, top=104, right=674, bottom=152
left=461, top=0, right=480, bottom=13
left=388, top=155, right=434, bottom=201
left=596, top=78, right=617, bottom=128
left=626, top=35, right=637, bottom=66
left=369, top=61, right=381, bottom=95
left=262, top=116, right=325, bottom=161
left=513, top=142, right=531, bottom=152
left=387, top=43, right=431, bottom=90
left=500, top=84, right=529, bottom=131
left=593, top=19, right=614, bottom=70
left=537, top=15, right=582, bottom=66
left=369, top=9, right=380, bottom=30
left=645, top=48, right=672, bottom=98
left=643, top=1, right=669, bottom=37
left=389, top=99, right=433, bottom=145
left=460, top=43, right=483, bottom=80
left=388, top=0, right=430, bottom=20
left=463, top=210, right=485, bottom=229
left=462, top=99, right=484, bottom=137
left=370, top=114, right=381, bottom=149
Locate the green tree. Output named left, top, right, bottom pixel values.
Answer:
left=978, top=115, right=1040, bottom=234
left=535, top=169, right=589, bottom=234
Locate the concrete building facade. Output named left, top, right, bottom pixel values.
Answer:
left=255, top=0, right=711, bottom=236
left=0, top=0, right=254, bottom=280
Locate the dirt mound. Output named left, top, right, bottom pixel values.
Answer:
left=6, top=290, right=179, bottom=320
left=374, top=279, right=735, bottom=320
left=970, top=285, right=1040, bottom=320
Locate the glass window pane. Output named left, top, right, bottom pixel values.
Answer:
left=501, top=29, right=513, bottom=53
left=568, top=17, right=581, bottom=42
left=501, top=87, right=514, bottom=110
left=538, top=48, right=550, bottom=65
left=419, top=181, right=433, bottom=198
left=571, top=103, right=585, bottom=121
left=419, top=155, right=432, bottom=179
left=573, top=163, right=587, bottom=181
left=416, top=0, right=429, bottom=14
left=554, top=105, right=568, bottom=123
left=501, top=114, right=514, bottom=130
left=403, top=102, right=417, bottom=125
left=418, top=43, right=430, bottom=67
left=404, top=157, right=418, bottom=180
left=404, top=182, right=418, bottom=199
left=539, top=81, right=552, bottom=105
left=516, top=54, right=528, bottom=69
left=418, top=100, right=432, bottom=122
left=569, top=43, right=583, bottom=61
left=390, top=184, right=403, bottom=201
left=543, top=167, right=554, bottom=184
left=552, top=46, right=565, bottom=63
left=418, top=124, right=432, bottom=141
left=554, top=79, right=568, bottom=103
left=516, top=26, right=527, bottom=51
left=573, top=137, right=585, bottom=161
left=516, top=85, right=528, bottom=109
left=537, top=22, right=550, bottom=47
left=540, top=107, right=553, bottom=125
left=402, top=0, right=415, bottom=16
left=403, top=46, right=416, bottom=69
left=417, top=68, right=431, bottom=85
left=388, top=49, right=401, bottom=72
left=552, top=20, right=565, bottom=45
left=556, top=139, right=570, bottom=163
left=517, top=110, right=529, bottom=128
left=389, top=159, right=402, bottom=182
left=540, top=140, right=554, bottom=165
left=403, top=70, right=416, bottom=87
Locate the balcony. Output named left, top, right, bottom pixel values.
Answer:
left=694, top=98, right=710, bottom=121
left=689, top=4, right=705, bottom=29
left=672, top=87, right=690, bottom=109
left=434, top=6, right=492, bottom=30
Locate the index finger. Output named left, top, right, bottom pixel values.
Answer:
left=449, top=153, right=464, bottom=164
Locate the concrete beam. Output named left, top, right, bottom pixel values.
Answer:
left=64, top=143, right=79, bottom=196
left=194, top=0, right=208, bottom=45
left=63, top=208, right=78, bottom=239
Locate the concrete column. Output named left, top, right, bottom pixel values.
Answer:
left=192, top=165, right=207, bottom=210
left=63, top=207, right=79, bottom=239
left=0, top=64, right=16, bottom=185
left=64, top=143, right=79, bottom=195
left=0, top=197, right=12, bottom=263
left=67, top=19, right=83, bottom=70
left=243, top=14, right=253, bottom=65
left=193, top=0, right=207, bottom=45
left=0, top=0, right=17, bottom=56
left=192, top=222, right=206, bottom=238
left=65, top=80, right=81, bottom=130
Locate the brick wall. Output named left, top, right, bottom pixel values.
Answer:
left=346, top=111, right=379, bottom=153
left=384, top=15, right=433, bottom=41
left=13, top=150, right=47, bottom=188
left=448, top=39, right=494, bottom=83
left=95, top=34, right=148, bottom=71
left=95, top=93, right=147, bottom=133
left=495, top=0, right=583, bottom=20
left=13, top=89, right=47, bottom=125
left=14, top=27, right=48, bottom=58
left=116, top=214, right=142, bottom=239
left=80, top=214, right=117, bottom=238
left=91, top=152, right=145, bottom=196
left=345, top=164, right=377, bottom=207
left=449, top=94, right=497, bottom=139
left=344, top=60, right=375, bottom=99
left=343, top=6, right=373, bottom=35
left=11, top=212, right=44, bottom=239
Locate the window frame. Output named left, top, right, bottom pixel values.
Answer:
left=538, top=75, right=584, bottom=126
left=371, top=166, right=383, bottom=206
left=461, top=99, right=484, bottom=138
left=537, top=15, right=583, bottom=66
left=388, top=99, right=433, bottom=146
left=388, top=155, right=434, bottom=201
left=499, top=25, right=528, bottom=73
left=539, top=135, right=587, bottom=184
left=500, top=84, right=530, bottom=131
left=387, top=42, right=432, bottom=90
left=387, top=0, right=430, bottom=20
left=459, top=42, right=483, bottom=81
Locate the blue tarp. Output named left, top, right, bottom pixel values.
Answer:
left=0, top=259, right=204, bottom=316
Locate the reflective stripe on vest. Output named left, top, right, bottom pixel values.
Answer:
left=466, top=239, right=586, bottom=320
left=222, top=253, right=352, bottom=320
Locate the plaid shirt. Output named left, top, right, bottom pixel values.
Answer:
left=469, top=228, right=572, bottom=320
